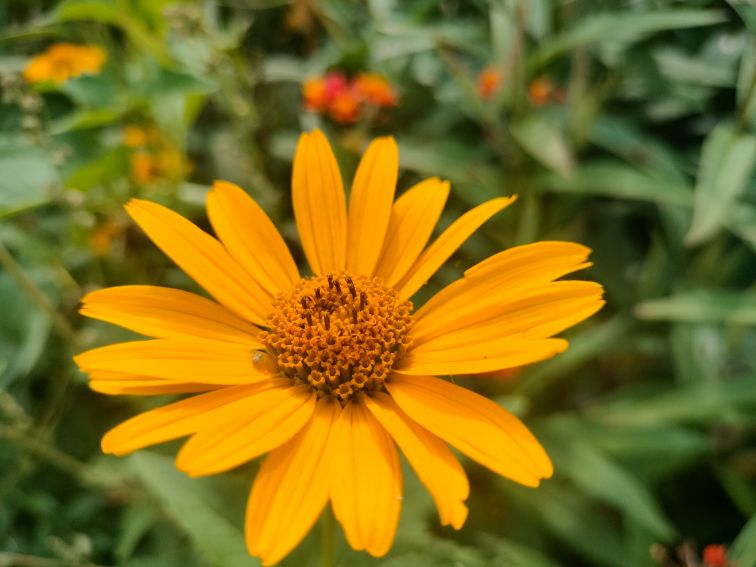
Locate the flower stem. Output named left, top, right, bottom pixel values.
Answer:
left=321, top=507, right=336, bottom=567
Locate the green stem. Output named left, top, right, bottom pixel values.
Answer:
left=321, top=507, right=336, bottom=567
left=0, top=239, right=78, bottom=346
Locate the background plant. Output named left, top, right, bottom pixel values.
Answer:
left=1, top=0, right=755, bottom=566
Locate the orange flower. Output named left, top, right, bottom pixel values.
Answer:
left=353, top=73, right=398, bottom=107
left=23, top=43, right=106, bottom=85
left=88, top=219, right=121, bottom=257
left=327, top=89, right=361, bottom=124
left=130, top=152, right=159, bottom=185
left=703, top=545, right=729, bottom=567
left=477, top=66, right=502, bottom=100
left=528, top=76, right=554, bottom=107
left=302, top=77, right=328, bottom=111
left=123, top=125, right=161, bottom=148
left=75, top=130, right=603, bottom=565
left=303, top=72, right=350, bottom=112
left=130, top=148, right=189, bottom=185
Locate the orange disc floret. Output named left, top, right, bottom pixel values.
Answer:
left=23, top=43, right=106, bottom=85
left=261, top=273, right=413, bottom=403
left=477, top=66, right=502, bottom=100
left=353, top=73, right=398, bottom=107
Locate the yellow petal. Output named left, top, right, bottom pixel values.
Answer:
left=395, top=195, right=517, bottom=299
left=373, top=177, right=449, bottom=287
left=125, top=199, right=272, bottom=325
left=329, top=400, right=402, bottom=557
left=80, top=285, right=261, bottom=344
left=90, top=378, right=218, bottom=396
left=292, top=130, right=347, bottom=275
left=177, top=384, right=316, bottom=477
left=206, top=181, right=299, bottom=296
left=101, top=380, right=286, bottom=455
left=413, top=280, right=605, bottom=346
left=387, top=375, right=552, bottom=486
left=346, top=137, right=398, bottom=276
left=364, top=392, right=468, bottom=529
left=398, top=338, right=568, bottom=375
left=414, top=241, right=594, bottom=330
left=413, top=290, right=605, bottom=352
left=75, top=339, right=269, bottom=385
left=246, top=398, right=339, bottom=566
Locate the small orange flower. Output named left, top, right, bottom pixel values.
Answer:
left=23, top=43, right=106, bottom=85
left=528, top=77, right=555, bottom=107
left=302, top=77, right=328, bottom=111
left=327, top=89, right=361, bottom=124
left=130, top=149, right=189, bottom=185
left=123, top=125, right=161, bottom=148
left=353, top=73, right=398, bottom=107
left=130, top=152, right=159, bottom=185
left=477, top=66, right=502, bottom=100
left=89, top=219, right=122, bottom=257
left=703, top=544, right=729, bottom=567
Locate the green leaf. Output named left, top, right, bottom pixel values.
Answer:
left=589, top=115, right=687, bottom=182
left=486, top=537, right=561, bottom=567
left=587, top=376, right=756, bottom=427
left=653, top=47, right=736, bottom=88
left=730, top=514, right=756, bottom=567
left=544, top=423, right=676, bottom=539
left=0, top=140, right=58, bottom=218
left=529, top=9, right=727, bottom=69
left=510, top=117, right=574, bottom=177
left=53, top=0, right=171, bottom=64
left=686, top=122, right=756, bottom=245
left=50, top=108, right=122, bottom=134
left=636, top=290, right=756, bottom=324
left=128, top=452, right=256, bottom=567
left=736, top=40, right=756, bottom=129
left=508, top=482, right=628, bottom=567
left=65, top=147, right=130, bottom=191
left=537, top=161, right=692, bottom=206
left=725, top=204, right=756, bottom=250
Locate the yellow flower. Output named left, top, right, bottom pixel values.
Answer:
left=74, top=130, right=604, bottom=565
left=23, top=43, right=106, bottom=85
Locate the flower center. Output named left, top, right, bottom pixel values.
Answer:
left=259, top=273, right=413, bottom=403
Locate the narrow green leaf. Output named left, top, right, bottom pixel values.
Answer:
left=588, top=376, right=756, bottom=427
left=537, top=161, right=692, bottom=206
left=529, top=9, right=727, bottom=69
left=53, top=0, right=171, bottom=64
left=636, top=290, right=756, bottom=324
left=129, top=452, right=256, bottom=567
left=686, top=122, right=756, bottom=245
left=510, top=117, right=574, bottom=177
left=730, top=514, right=756, bottom=567
left=0, top=142, right=58, bottom=218
left=544, top=426, right=676, bottom=539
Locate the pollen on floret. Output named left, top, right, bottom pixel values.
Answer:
left=259, top=273, right=413, bottom=403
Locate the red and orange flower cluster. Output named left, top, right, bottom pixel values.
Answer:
left=302, top=72, right=398, bottom=124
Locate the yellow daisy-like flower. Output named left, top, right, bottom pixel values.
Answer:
left=23, top=43, right=106, bottom=85
left=74, top=130, right=604, bottom=565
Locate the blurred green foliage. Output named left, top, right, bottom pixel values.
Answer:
left=1, top=0, right=755, bottom=566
